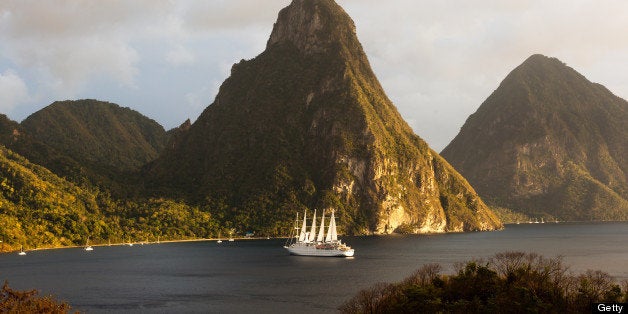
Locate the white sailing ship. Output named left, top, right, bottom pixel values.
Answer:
left=284, top=209, right=354, bottom=257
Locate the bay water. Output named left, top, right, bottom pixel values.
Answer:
left=1, top=222, right=627, bottom=313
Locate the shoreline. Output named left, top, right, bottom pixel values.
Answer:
left=503, top=220, right=628, bottom=225
left=0, top=236, right=281, bottom=255
left=4, top=221, right=627, bottom=254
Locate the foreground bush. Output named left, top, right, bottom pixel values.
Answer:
left=0, top=281, right=74, bottom=313
left=340, top=252, right=628, bottom=313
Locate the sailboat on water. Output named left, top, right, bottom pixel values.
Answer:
left=18, top=245, right=26, bottom=256
left=284, top=209, right=354, bottom=257
left=84, top=237, right=94, bottom=251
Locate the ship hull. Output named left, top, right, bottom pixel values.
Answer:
left=285, top=244, right=354, bottom=257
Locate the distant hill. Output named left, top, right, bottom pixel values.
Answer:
left=21, top=99, right=168, bottom=173
left=146, top=0, right=501, bottom=235
left=0, top=99, right=171, bottom=195
left=442, top=54, right=628, bottom=221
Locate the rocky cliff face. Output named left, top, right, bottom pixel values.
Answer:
left=147, top=0, right=501, bottom=234
left=442, top=55, right=628, bottom=220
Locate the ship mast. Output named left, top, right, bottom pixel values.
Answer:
left=325, top=210, right=333, bottom=243
left=330, top=210, right=338, bottom=242
left=316, top=209, right=326, bottom=243
left=308, top=209, right=317, bottom=243
left=298, top=210, right=307, bottom=243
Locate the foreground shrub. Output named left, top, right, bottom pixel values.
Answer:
left=340, top=252, right=627, bottom=313
left=0, top=281, right=74, bottom=313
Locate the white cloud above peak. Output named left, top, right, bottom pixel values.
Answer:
left=0, top=69, right=30, bottom=112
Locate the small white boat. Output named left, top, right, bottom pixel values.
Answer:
left=85, top=237, right=94, bottom=251
left=18, top=245, right=26, bottom=256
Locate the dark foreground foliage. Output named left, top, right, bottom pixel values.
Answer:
left=0, top=281, right=74, bottom=313
left=340, top=252, right=628, bottom=313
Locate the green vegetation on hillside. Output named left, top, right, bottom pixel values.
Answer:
left=0, top=145, right=216, bottom=252
left=490, top=206, right=531, bottom=224
left=21, top=99, right=168, bottom=173
left=341, top=252, right=628, bottom=313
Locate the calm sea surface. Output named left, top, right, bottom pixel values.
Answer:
left=1, top=222, right=627, bottom=313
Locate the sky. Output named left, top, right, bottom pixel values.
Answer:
left=1, top=0, right=627, bottom=152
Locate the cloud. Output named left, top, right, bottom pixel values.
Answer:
left=0, top=0, right=171, bottom=97
left=0, top=0, right=282, bottom=102
left=0, top=70, right=30, bottom=112
left=185, top=84, right=217, bottom=113
left=339, top=0, right=628, bottom=150
left=181, top=1, right=288, bottom=31
left=166, top=45, right=196, bottom=66
left=1, top=0, right=627, bottom=151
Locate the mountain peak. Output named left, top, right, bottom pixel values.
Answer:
left=442, top=55, right=628, bottom=221
left=522, top=53, right=553, bottom=64
left=523, top=53, right=570, bottom=69
left=149, top=0, right=502, bottom=235
left=505, top=54, right=576, bottom=86
left=266, top=0, right=357, bottom=54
